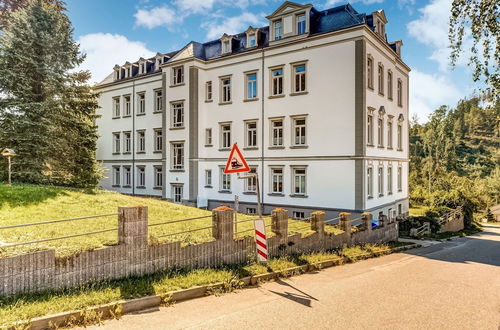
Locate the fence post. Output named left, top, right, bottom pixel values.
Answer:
left=118, top=206, right=148, bottom=247
left=212, top=206, right=234, bottom=241
left=311, top=211, right=325, bottom=235
left=271, top=208, right=288, bottom=238
left=362, top=212, right=372, bottom=232
left=339, top=212, right=352, bottom=237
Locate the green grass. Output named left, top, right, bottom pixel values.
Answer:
left=0, top=242, right=409, bottom=326
left=409, top=206, right=427, bottom=216
left=0, top=184, right=321, bottom=257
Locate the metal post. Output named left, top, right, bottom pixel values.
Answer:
left=7, top=156, right=11, bottom=185
left=255, top=174, right=262, bottom=218
left=234, top=194, right=239, bottom=233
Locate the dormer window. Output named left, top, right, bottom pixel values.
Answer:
left=220, top=34, right=233, bottom=55
left=222, top=40, right=230, bottom=54
left=274, top=20, right=282, bottom=40
left=297, top=14, right=306, bottom=35
left=248, top=33, right=256, bottom=47
left=267, top=2, right=311, bottom=43
left=113, top=65, right=120, bottom=81
left=155, top=57, right=162, bottom=71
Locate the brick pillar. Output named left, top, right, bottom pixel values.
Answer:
left=339, top=212, right=352, bottom=235
left=362, top=212, right=373, bottom=232
left=118, top=206, right=148, bottom=247
left=271, top=208, right=288, bottom=238
left=311, top=211, right=325, bottom=235
left=212, top=206, right=234, bottom=241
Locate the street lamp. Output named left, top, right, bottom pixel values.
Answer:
left=1, top=148, right=16, bottom=185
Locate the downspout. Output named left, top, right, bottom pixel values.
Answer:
left=260, top=47, right=265, bottom=211
left=132, top=80, right=136, bottom=195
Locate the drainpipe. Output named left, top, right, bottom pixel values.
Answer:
left=260, top=47, right=265, bottom=212
left=132, top=80, right=136, bottom=195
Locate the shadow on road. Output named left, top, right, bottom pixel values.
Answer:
left=267, top=279, right=318, bottom=307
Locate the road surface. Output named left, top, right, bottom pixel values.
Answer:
left=84, top=224, right=500, bottom=330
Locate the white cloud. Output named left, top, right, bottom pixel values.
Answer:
left=203, top=12, right=265, bottom=40
left=325, top=0, right=383, bottom=6
left=134, top=5, right=179, bottom=29
left=409, top=69, right=462, bottom=120
left=174, top=0, right=217, bottom=14
left=78, top=33, right=155, bottom=84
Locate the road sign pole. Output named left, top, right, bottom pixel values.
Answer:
left=234, top=194, right=239, bottom=233
left=255, top=173, right=262, bottom=218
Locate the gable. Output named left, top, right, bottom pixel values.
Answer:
left=266, top=1, right=312, bottom=19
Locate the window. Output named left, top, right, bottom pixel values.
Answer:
left=113, top=133, right=120, bottom=154
left=271, top=68, right=283, bottom=96
left=155, top=57, right=162, bottom=71
left=172, top=185, right=183, bottom=203
left=171, top=142, right=184, bottom=170
left=245, top=168, right=257, bottom=192
left=367, top=112, right=374, bottom=146
left=245, top=121, right=257, bottom=147
left=387, top=120, right=393, bottom=149
left=220, top=123, right=231, bottom=149
left=378, top=63, right=384, bottom=95
left=220, top=168, right=231, bottom=191
left=378, top=166, right=384, bottom=196
left=220, top=77, right=231, bottom=103
left=137, top=166, right=145, bottom=187
left=113, top=97, right=120, bottom=118
left=137, top=93, right=145, bottom=114
left=293, top=64, right=306, bottom=93
left=367, top=57, right=374, bottom=89
left=398, top=203, right=402, bottom=215
left=397, top=79, right=403, bottom=106
left=137, top=131, right=145, bottom=153
left=112, top=166, right=120, bottom=186
left=367, top=167, right=373, bottom=198
left=124, top=95, right=131, bottom=116
left=274, top=20, right=282, bottom=40
left=397, top=122, right=403, bottom=150
left=246, top=73, right=257, bottom=99
left=154, top=166, right=163, bottom=188
left=171, top=102, right=184, bottom=128
left=123, top=166, right=131, bottom=186
left=248, top=33, right=256, bottom=47
left=222, top=40, right=231, bottom=54
left=154, top=90, right=163, bottom=112
left=387, top=71, right=393, bottom=100
left=205, top=81, right=212, bottom=101
left=293, top=211, right=305, bottom=219
left=292, top=117, right=306, bottom=146
left=205, top=169, right=212, bottom=186
left=173, top=66, right=184, bottom=85
left=271, top=168, right=283, bottom=193
left=271, top=119, right=284, bottom=147
left=246, top=208, right=257, bottom=215
left=123, top=132, right=131, bottom=153
left=154, top=129, right=163, bottom=152
left=297, top=14, right=306, bottom=35
left=377, top=117, right=384, bottom=147
left=397, top=165, right=403, bottom=192
left=292, top=167, right=306, bottom=195
left=205, top=128, right=212, bottom=146
left=388, top=166, right=393, bottom=195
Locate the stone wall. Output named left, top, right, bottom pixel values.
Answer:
left=439, top=214, right=464, bottom=233
left=0, top=206, right=398, bottom=297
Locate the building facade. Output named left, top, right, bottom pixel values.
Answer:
left=95, top=2, right=410, bottom=220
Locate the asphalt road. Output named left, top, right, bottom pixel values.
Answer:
left=84, top=225, right=500, bottom=330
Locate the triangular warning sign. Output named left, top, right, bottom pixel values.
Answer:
left=224, top=143, right=250, bottom=174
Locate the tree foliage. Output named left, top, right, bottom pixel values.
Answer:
left=0, top=0, right=65, bottom=29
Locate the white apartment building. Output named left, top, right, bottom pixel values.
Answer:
left=95, top=2, right=410, bottom=220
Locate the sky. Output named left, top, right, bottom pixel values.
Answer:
left=66, top=0, right=477, bottom=122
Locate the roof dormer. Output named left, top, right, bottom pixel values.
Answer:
left=266, top=1, right=312, bottom=44
left=372, top=10, right=388, bottom=40
left=390, top=40, right=403, bottom=57
left=123, top=62, right=132, bottom=78
left=154, top=53, right=164, bottom=71
left=113, top=64, right=120, bottom=81
left=245, top=26, right=259, bottom=48
left=220, top=33, right=234, bottom=55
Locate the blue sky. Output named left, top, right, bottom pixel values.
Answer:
left=67, top=0, right=477, bottom=122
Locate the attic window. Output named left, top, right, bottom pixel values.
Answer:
left=297, top=14, right=306, bottom=35
left=222, top=40, right=231, bottom=54
left=274, top=20, right=282, bottom=40
left=248, top=33, right=256, bottom=47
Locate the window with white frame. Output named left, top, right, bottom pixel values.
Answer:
left=123, top=131, right=131, bottom=153
left=205, top=169, right=212, bottom=186
left=248, top=32, right=256, bottom=47
left=123, top=166, right=131, bottom=186
left=271, top=119, right=284, bottom=147
left=222, top=40, right=231, bottom=54
left=367, top=57, right=374, bottom=89
left=113, top=97, right=120, bottom=118
left=220, top=123, right=231, bottom=149
left=397, top=165, right=402, bottom=192
left=137, top=92, right=145, bottom=114
left=155, top=57, right=162, bottom=71
left=274, top=20, right=282, bottom=40
left=245, top=167, right=257, bottom=193
left=205, top=81, right=212, bottom=101
left=387, top=166, right=393, bottom=195
left=367, top=167, right=373, bottom=198
left=292, top=167, right=306, bottom=195
left=246, top=207, right=257, bottom=215
left=154, top=129, right=163, bottom=152
left=220, top=76, right=231, bottom=103
left=387, top=71, right=393, bottom=100
left=293, top=211, right=305, bottom=219
left=246, top=72, right=257, bottom=99
left=154, top=166, right=163, bottom=188
left=154, top=90, right=163, bottom=112
left=387, top=119, right=393, bottom=149
left=137, top=131, right=145, bottom=153
left=271, top=68, right=283, bottom=96
left=378, top=166, right=384, bottom=196
left=293, top=64, right=306, bottom=93
left=171, top=142, right=184, bottom=170
left=205, top=128, right=212, bottom=146
left=397, top=121, right=403, bottom=150
left=171, top=102, right=184, bottom=128
left=124, top=95, right=131, bottom=116
left=271, top=167, right=283, bottom=193
left=137, top=166, right=145, bottom=187
left=113, top=166, right=120, bottom=186
left=220, top=168, right=231, bottom=191
left=297, top=14, right=306, bottom=34
left=367, top=112, right=374, bottom=146
left=292, top=117, right=306, bottom=146
left=173, top=66, right=184, bottom=85
left=113, top=133, right=120, bottom=154
left=246, top=121, right=257, bottom=148
left=172, top=184, right=183, bottom=203
left=377, top=117, right=384, bottom=147
left=397, top=78, right=403, bottom=106
left=378, top=63, right=384, bottom=95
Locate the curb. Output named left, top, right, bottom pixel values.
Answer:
left=4, top=243, right=420, bottom=330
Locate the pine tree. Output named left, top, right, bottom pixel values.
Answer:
left=0, top=0, right=101, bottom=186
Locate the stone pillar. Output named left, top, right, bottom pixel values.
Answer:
left=379, top=215, right=386, bottom=228
left=271, top=208, right=288, bottom=238
left=339, top=212, right=352, bottom=235
left=118, top=206, right=148, bottom=247
left=311, top=211, right=325, bottom=235
left=362, top=212, right=372, bottom=232
left=212, top=206, right=234, bottom=241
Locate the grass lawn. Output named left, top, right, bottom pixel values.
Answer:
left=0, top=184, right=321, bottom=257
